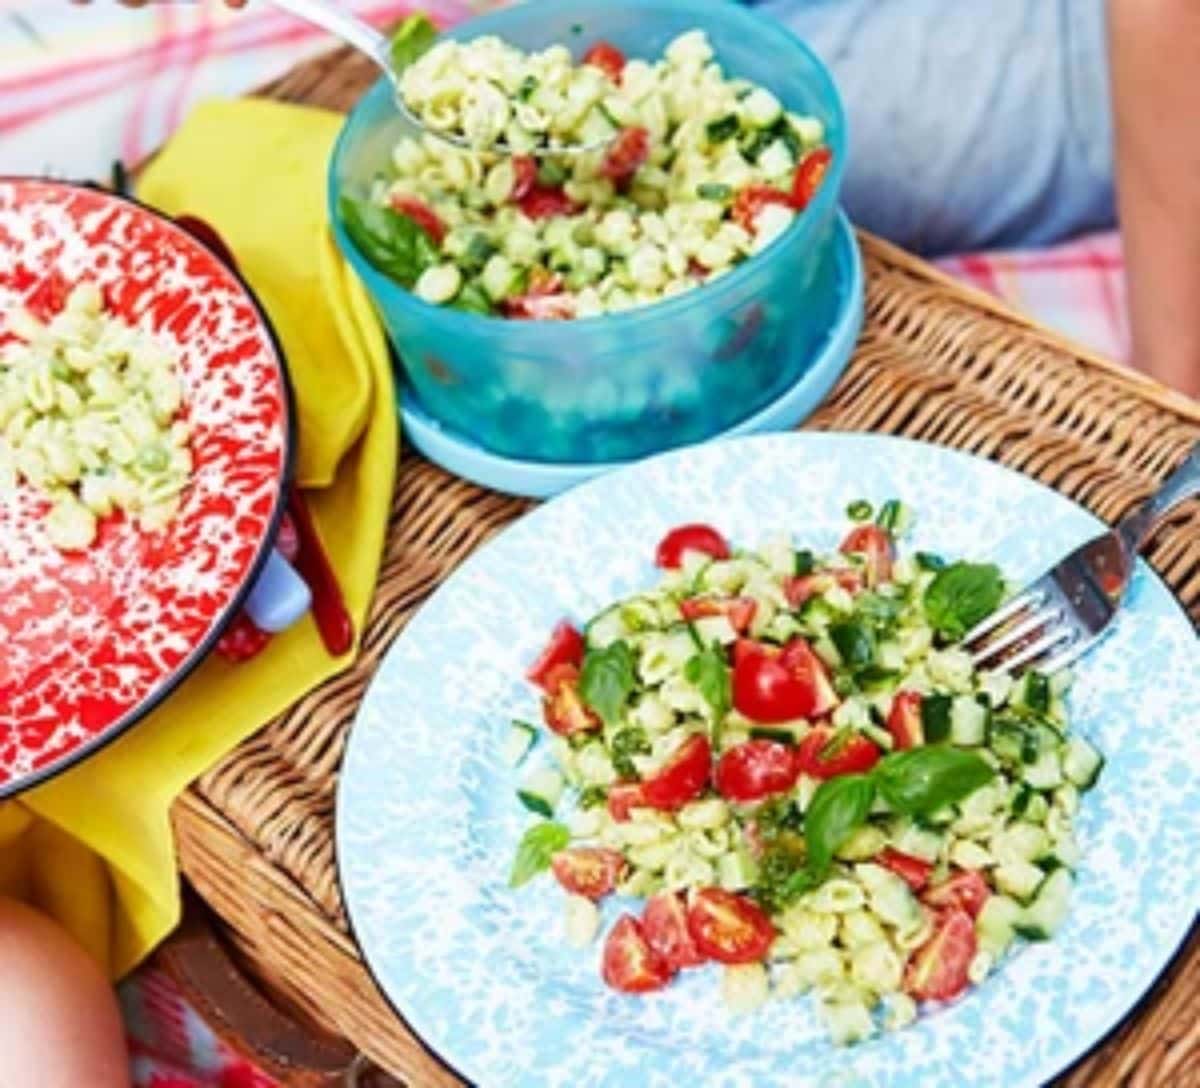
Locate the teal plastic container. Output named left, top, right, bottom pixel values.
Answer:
left=329, top=0, right=847, bottom=463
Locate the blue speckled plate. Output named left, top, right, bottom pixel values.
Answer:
left=336, top=433, right=1199, bottom=1088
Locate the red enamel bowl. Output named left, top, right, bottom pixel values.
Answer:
left=0, top=178, right=293, bottom=797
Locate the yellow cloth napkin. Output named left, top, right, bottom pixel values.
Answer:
left=0, top=98, right=397, bottom=978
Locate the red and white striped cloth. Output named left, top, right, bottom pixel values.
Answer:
left=2, top=3, right=1131, bottom=1084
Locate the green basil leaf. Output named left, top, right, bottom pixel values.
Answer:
left=923, top=561, right=1005, bottom=640
left=874, top=747, right=995, bottom=816
left=338, top=196, right=438, bottom=288
left=516, top=74, right=539, bottom=102
left=803, top=774, right=876, bottom=877
left=508, top=821, right=570, bottom=887
left=685, top=646, right=731, bottom=719
left=389, top=12, right=438, bottom=70
left=830, top=621, right=874, bottom=668
left=516, top=790, right=554, bottom=819
left=920, top=693, right=953, bottom=743
left=578, top=640, right=636, bottom=726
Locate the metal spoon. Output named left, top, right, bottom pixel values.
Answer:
left=267, top=0, right=611, bottom=156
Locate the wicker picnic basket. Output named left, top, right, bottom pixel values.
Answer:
left=166, top=46, right=1200, bottom=1088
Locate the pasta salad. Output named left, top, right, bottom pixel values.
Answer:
left=341, top=25, right=832, bottom=319
left=507, top=506, right=1104, bottom=1045
left=0, top=283, right=192, bottom=550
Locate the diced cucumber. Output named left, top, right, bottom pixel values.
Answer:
left=504, top=720, right=538, bottom=767
left=1022, top=749, right=1064, bottom=790
left=717, top=847, right=759, bottom=891
left=693, top=614, right=738, bottom=646
left=988, top=720, right=1026, bottom=766
left=993, top=860, right=1046, bottom=902
left=921, top=693, right=953, bottom=743
left=975, top=894, right=1022, bottom=957
left=748, top=726, right=799, bottom=745
left=517, top=767, right=564, bottom=818
left=1061, top=734, right=1105, bottom=790
left=950, top=695, right=989, bottom=746
left=989, top=822, right=1049, bottom=865
left=1014, top=868, right=1073, bottom=940
left=861, top=722, right=895, bottom=752
left=1012, top=670, right=1050, bottom=713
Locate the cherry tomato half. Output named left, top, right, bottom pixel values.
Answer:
left=840, top=524, right=894, bottom=587
left=875, top=847, right=934, bottom=892
left=783, top=569, right=864, bottom=608
left=390, top=195, right=446, bottom=245
left=503, top=293, right=575, bottom=320
left=714, top=740, right=800, bottom=803
left=732, top=638, right=839, bottom=723
left=640, top=734, right=711, bottom=811
left=582, top=40, right=627, bottom=83
left=731, top=184, right=791, bottom=233
left=923, top=869, right=991, bottom=919
left=904, top=907, right=976, bottom=1002
left=601, top=126, right=650, bottom=183
left=526, top=621, right=585, bottom=690
left=642, top=891, right=706, bottom=971
left=607, top=781, right=646, bottom=823
left=517, top=184, right=581, bottom=220
left=795, top=725, right=881, bottom=779
left=541, top=664, right=601, bottom=737
left=511, top=155, right=538, bottom=201
left=655, top=524, right=731, bottom=569
left=678, top=596, right=757, bottom=634
left=686, top=888, right=775, bottom=965
left=790, top=147, right=833, bottom=211
left=551, top=847, right=626, bottom=901
left=602, top=915, right=674, bottom=993
left=886, top=690, right=924, bottom=751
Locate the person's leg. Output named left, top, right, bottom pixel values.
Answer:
left=749, top=0, right=1113, bottom=255
left=0, top=898, right=129, bottom=1087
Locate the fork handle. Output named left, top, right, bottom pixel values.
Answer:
left=1117, top=440, right=1200, bottom=552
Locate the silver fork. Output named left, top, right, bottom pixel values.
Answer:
left=964, top=441, right=1200, bottom=676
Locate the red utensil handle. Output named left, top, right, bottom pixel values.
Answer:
left=286, top=484, right=355, bottom=656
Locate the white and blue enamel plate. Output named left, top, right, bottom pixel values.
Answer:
left=337, top=433, right=1199, bottom=1088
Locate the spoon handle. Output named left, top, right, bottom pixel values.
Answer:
left=269, top=0, right=391, bottom=72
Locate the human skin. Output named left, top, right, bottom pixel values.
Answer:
left=1110, top=0, right=1200, bottom=398
left=0, top=898, right=130, bottom=1088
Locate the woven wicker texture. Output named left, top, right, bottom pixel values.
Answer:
left=167, top=46, right=1200, bottom=1088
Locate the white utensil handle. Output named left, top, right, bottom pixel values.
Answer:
left=268, top=0, right=392, bottom=71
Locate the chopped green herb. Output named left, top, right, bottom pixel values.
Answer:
left=578, top=785, right=608, bottom=809
left=916, top=552, right=947, bottom=572
left=793, top=549, right=815, bottom=576
left=846, top=499, right=874, bottom=522
left=696, top=182, right=733, bottom=201
left=610, top=726, right=650, bottom=779
left=516, top=74, right=539, bottom=102
left=508, top=821, right=570, bottom=888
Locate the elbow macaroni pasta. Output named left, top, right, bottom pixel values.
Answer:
left=0, top=284, right=191, bottom=550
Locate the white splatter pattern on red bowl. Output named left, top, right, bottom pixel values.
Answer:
left=0, top=179, right=289, bottom=793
